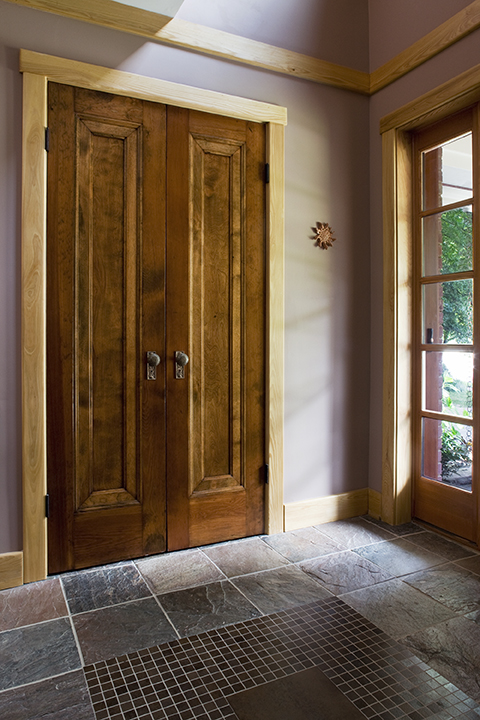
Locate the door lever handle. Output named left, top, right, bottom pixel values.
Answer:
left=175, top=351, right=189, bottom=379
left=146, top=351, right=161, bottom=380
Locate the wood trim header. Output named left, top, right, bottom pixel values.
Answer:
left=380, top=62, right=480, bottom=134
left=19, top=50, right=288, bottom=125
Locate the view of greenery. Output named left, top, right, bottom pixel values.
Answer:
left=439, top=207, right=473, bottom=479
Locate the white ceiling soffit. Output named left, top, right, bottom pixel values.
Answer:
left=114, top=0, right=184, bottom=17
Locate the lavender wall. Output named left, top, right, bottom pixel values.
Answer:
left=0, top=0, right=371, bottom=551
left=368, top=5, right=480, bottom=493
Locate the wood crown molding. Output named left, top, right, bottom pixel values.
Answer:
left=7, top=0, right=480, bottom=96
left=370, top=0, right=480, bottom=94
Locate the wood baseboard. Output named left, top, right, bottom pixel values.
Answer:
left=0, top=552, right=24, bottom=590
left=283, top=489, right=369, bottom=532
left=368, top=489, right=382, bottom=520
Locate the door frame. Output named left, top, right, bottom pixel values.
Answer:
left=21, top=49, right=287, bottom=582
left=381, top=61, right=480, bottom=546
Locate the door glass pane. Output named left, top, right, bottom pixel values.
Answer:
left=422, top=417, right=472, bottom=491
left=422, top=206, right=472, bottom=276
left=422, top=351, right=473, bottom=417
left=422, top=133, right=472, bottom=210
left=422, top=279, right=473, bottom=344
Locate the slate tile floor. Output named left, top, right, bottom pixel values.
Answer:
left=1, top=517, right=480, bottom=719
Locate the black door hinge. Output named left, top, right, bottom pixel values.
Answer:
left=45, top=127, right=50, bottom=152
left=45, top=494, right=50, bottom=519
left=265, top=163, right=270, bottom=184
left=264, top=464, right=269, bottom=484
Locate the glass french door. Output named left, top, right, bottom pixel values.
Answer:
left=413, top=108, right=478, bottom=543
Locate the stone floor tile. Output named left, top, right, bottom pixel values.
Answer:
left=135, top=548, right=225, bottom=594
left=230, top=564, right=332, bottom=613
left=157, top=580, right=261, bottom=636
left=0, top=670, right=94, bottom=720
left=314, top=517, right=397, bottom=549
left=354, top=537, right=446, bottom=576
left=455, top=555, right=480, bottom=576
left=61, top=562, right=152, bottom=614
left=402, top=615, right=480, bottom=703
left=299, top=549, right=393, bottom=594
left=403, top=564, right=480, bottom=614
left=361, top=516, right=424, bottom=537
left=341, top=578, right=456, bottom=639
left=0, top=618, right=81, bottom=691
left=73, top=597, right=177, bottom=664
left=261, top=527, right=345, bottom=562
left=0, top=577, right=68, bottom=632
left=405, top=532, right=476, bottom=561
left=202, top=537, right=289, bottom=577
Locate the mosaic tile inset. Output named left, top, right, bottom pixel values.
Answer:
left=84, top=597, right=480, bottom=720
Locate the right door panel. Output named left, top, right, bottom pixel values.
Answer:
left=166, top=108, right=266, bottom=550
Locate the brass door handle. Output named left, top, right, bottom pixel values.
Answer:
left=175, top=351, right=189, bottom=379
left=146, top=351, right=161, bottom=380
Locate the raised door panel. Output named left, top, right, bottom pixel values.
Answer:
left=166, top=108, right=266, bottom=550
left=47, top=84, right=166, bottom=571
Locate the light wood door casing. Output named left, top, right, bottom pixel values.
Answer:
left=166, top=108, right=266, bottom=549
left=47, top=84, right=167, bottom=571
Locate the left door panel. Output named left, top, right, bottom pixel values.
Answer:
left=47, top=83, right=167, bottom=572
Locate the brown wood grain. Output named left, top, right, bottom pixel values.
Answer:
left=166, top=108, right=265, bottom=550
left=47, top=84, right=167, bottom=570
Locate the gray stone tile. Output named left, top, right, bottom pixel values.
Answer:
left=0, top=617, right=81, bottom=691
left=61, top=561, right=152, bottom=614
left=402, top=616, right=480, bottom=703
left=466, top=610, right=480, bottom=624
left=341, top=578, right=456, bottom=639
left=314, top=517, right=397, bottom=549
left=405, top=531, right=476, bottom=561
left=73, top=597, right=177, bottom=664
left=362, top=516, right=424, bottom=537
left=158, top=580, right=261, bottom=636
left=403, top=564, right=480, bottom=614
left=0, top=578, right=68, bottom=632
left=455, top=554, right=480, bottom=576
left=299, top=550, right=393, bottom=595
left=228, top=666, right=366, bottom=720
left=202, top=537, right=289, bottom=577
left=0, top=670, right=94, bottom=720
left=230, top=565, right=332, bottom=613
left=135, top=548, right=225, bottom=594
left=354, top=537, right=445, bottom=576
left=261, top=527, right=344, bottom=562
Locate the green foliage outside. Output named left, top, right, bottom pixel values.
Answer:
left=439, top=207, right=473, bottom=478
left=440, top=208, right=473, bottom=343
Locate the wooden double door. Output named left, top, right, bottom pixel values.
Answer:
left=47, top=83, right=266, bottom=573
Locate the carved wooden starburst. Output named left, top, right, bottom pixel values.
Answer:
left=312, top=222, right=336, bottom=250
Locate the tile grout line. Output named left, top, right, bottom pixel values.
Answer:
left=59, top=576, right=86, bottom=668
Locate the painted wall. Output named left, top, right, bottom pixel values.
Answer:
left=0, top=0, right=371, bottom=551
left=368, top=3, right=480, bottom=493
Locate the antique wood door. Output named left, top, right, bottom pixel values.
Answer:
left=47, top=84, right=266, bottom=572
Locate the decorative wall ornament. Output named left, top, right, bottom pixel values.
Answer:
left=311, top=222, right=336, bottom=249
